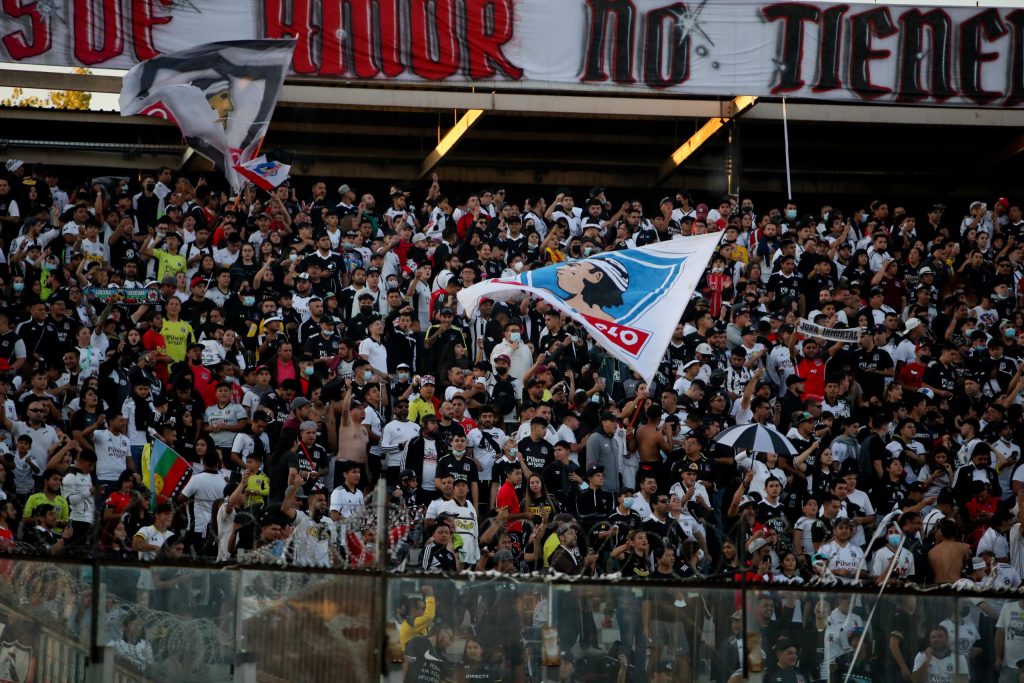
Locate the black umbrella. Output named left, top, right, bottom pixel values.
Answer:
left=713, top=422, right=797, bottom=455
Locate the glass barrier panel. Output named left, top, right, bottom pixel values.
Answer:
left=237, top=568, right=383, bottom=683
left=0, top=559, right=92, bottom=683
left=386, top=574, right=742, bottom=683
left=97, top=563, right=238, bottom=683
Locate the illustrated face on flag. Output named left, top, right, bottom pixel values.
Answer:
left=119, top=40, right=295, bottom=190
left=457, top=234, right=722, bottom=382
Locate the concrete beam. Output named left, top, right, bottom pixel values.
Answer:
left=745, top=101, right=1024, bottom=127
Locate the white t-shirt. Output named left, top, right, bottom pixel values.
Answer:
left=362, top=405, right=383, bottom=458
left=435, top=498, right=479, bottom=564
left=1009, top=523, right=1024, bottom=579
left=466, top=426, right=505, bottom=480
left=380, top=419, right=419, bottom=469
left=93, top=429, right=132, bottom=481
left=996, top=601, right=1024, bottom=667
left=230, top=432, right=270, bottom=461
left=911, top=651, right=969, bottom=683
left=939, top=616, right=980, bottom=658
left=358, top=337, right=387, bottom=375
left=819, top=540, right=865, bottom=584
left=978, top=526, right=1010, bottom=559
left=869, top=545, right=915, bottom=580
left=134, top=525, right=173, bottom=561
left=291, top=510, right=336, bottom=568
left=329, top=485, right=364, bottom=518
left=204, top=402, right=248, bottom=448
left=826, top=608, right=863, bottom=657
left=421, top=438, right=438, bottom=491
left=181, top=471, right=229, bottom=536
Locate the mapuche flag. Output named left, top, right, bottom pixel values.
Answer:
left=143, top=438, right=193, bottom=508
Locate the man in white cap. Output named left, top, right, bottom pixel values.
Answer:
left=893, top=318, right=926, bottom=369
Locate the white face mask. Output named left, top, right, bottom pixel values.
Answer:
left=512, top=262, right=524, bottom=272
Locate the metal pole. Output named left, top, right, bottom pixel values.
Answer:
left=782, top=97, right=793, bottom=201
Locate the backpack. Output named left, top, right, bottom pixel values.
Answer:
left=491, top=378, right=517, bottom=417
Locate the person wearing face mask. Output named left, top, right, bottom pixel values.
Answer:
left=869, top=525, right=915, bottom=583
left=302, top=316, right=341, bottom=376
left=435, top=433, right=479, bottom=508
left=489, top=322, right=533, bottom=380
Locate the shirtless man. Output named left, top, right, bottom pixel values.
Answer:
left=928, top=518, right=971, bottom=584
left=630, top=403, right=674, bottom=484
left=329, top=378, right=368, bottom=465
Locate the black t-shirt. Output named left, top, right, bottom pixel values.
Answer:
left=924, top=360, right=956, bottom=394
left=403, top=636, right=449, bottom=683
left=854, top=346, right=893, bottom=397
left=435, top=454, right=479, bottom=485
left=269, top=450, right=300, bottom=503
left=767, top=272, right=800, bottom=304
left=181, top=297, right=218, bottom=330
left=517, top=437, right=553, bottom=474
left=756, top=500, right=790, bottom=536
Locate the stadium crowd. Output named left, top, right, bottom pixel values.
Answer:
left=1, top=158, right=1024, bottom=681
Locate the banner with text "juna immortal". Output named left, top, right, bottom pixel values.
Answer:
left=2, top=1, right=1024, bottom=107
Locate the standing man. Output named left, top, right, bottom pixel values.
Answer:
left=586, top=413, right=622, bottom=493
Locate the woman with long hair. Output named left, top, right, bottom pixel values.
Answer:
left=455, top=637, right=501, bottom=683
left=918, top=447, right=954, bottom=499
left=522, top=473, right=559, bottom=520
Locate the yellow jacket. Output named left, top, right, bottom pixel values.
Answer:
left=398, top=595, right=435, bottom=649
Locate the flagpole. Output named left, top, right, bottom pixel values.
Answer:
left=782, top=97, right=792, bottom=201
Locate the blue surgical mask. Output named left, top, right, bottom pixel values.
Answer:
left=590, top=394, right=601, bottom=404
left=241, top=295, right=255, bottom=306
left=786, top=209, right=797, bottom=220
left=887, top=533, right=902, bottom=547
left=508, top=447, right=518, bottom=457
left=623, top=497, right=634, bottom=509
left=398, top=372, right=410, bottom=382
left=452, top=449, right=466, bottom=457
left=362, top=370, right=373, bottom=382
left=509, top=332, right=521, bottom=343
left=579, top=482, right=589, bottom=491
left=303, top=366, right=314, bottom=377
left=12, top=282, right=23, bottom=293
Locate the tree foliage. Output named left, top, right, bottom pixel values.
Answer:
left=0, top=68, right=92, bottom=110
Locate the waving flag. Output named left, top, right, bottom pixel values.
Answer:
left=236, top=155, right=292, bottom=191
left=143, top=438, right=193, bottom=508
left=457, top=234, right=722, bottom=383
left=119, top=39, right=295, bottom=190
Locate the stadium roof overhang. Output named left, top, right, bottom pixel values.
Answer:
left=1, top=68, right=1023, bottom=202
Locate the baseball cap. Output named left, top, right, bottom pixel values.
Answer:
left=493, top=354, right=511, bottom=364
left=695, top=343, right=713, bottom=355
left=748, top=538, right=768, bottom=553
left=586, top=464, right=605, bottom=477
left=786, top=375, right=805, bottom=386
left=290, top=397, right=312, bottom=411
left=190, top=276, right=208, bottom=289
left=420, top=375, right=436, bottom=385
left=160, top=275, right=177, bottom=286
left=400, top=469, right=417, bottom=481
left=338, top=183, right=355, bottom=194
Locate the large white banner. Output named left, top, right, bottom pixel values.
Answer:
left=1, top=1, right=1023, bottom=107
left=457, top=234, right=722, bottom=383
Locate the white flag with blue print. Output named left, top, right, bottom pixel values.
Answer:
left=457, top=233, right=722, bottom=383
